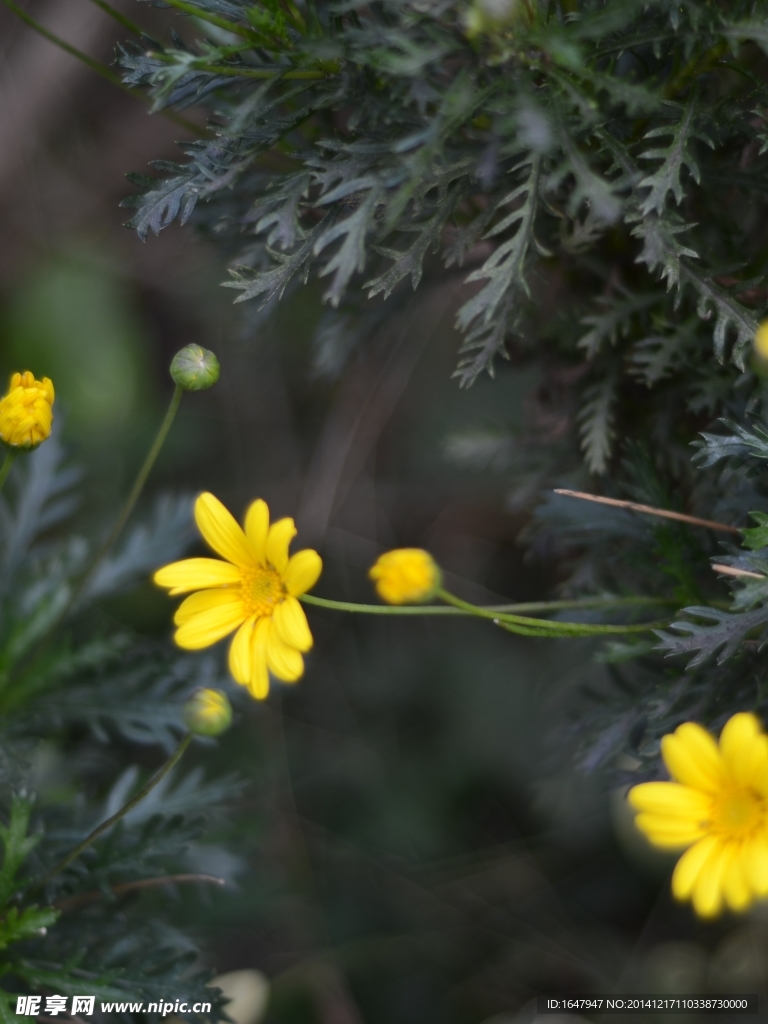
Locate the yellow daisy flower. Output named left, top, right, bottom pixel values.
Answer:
left=0, top=371, right=55, bottom=449
left=154, top=493, right=322, bottom=700
left=628, top=712, right=768, bottom=918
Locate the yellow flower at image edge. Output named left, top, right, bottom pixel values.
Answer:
left=154, top=493, right=322, bottom=700
left=0, top=371, right=54, bottom=449
left=629, top=712, right=768, bottom=918
left=755, top=320, right=768, bottom=361
left=369, top=548, right=441, bottom=605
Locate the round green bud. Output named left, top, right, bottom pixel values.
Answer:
left=183, top=688, right=232, bottom=736
left=170, top=345, right=220, bottom=391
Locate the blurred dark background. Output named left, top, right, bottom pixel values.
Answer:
left=4, top=4, right=768, bottom=1023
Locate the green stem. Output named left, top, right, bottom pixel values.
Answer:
left=300, top=594, right=677, bottom=616
left=84, top=0, right=145, bottom=35
left=436, top=589, right=667, bottom=638
left=68, top=385, right=184, bottom=610
left=155, top=0, right=260, bottom=41
left=32, top=734, right=192, bottom=892
left=0, top=0, right=209, bottom=137
left=103, top=386, right=184, bottom=559
left=176, top=63, right=327, bottom=80
left=664, top=39, right=728, bottom=99
left=0, top=453, right=16, bottom=497
left=148, top=51, right=329, bottom=79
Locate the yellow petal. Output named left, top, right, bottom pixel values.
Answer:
left=273, top=596, right=313, bottom=653
left=154, top=558, right=241, bottom=595
left=635, top=814, right=706, bottom=849
left=245, top=499, right=270, bottom=565
left=249, top=618, right=271, bottom=700
left=266, top=517, right=297, bottom=574
left=628, top=782, right=711, bottom=818
left=229, top=614, right=257, bottom=685
left=174, top=588, right=244, bottom=626
left=744, top=835, right=768, bottom=895
left=195, top=492, right=254, bottom=568
left=174, top=602, right=245, bottom=649
left=266, top=622, right=304, bottom=681
left=691, top=841, right=732, bottom=917
left=672, top=835, right=720, bottom=900
left=723, top=852, right=753, bottom=912
left=283, top=549, right=322, bottom=597
left=720, top=712, right=768, bottom=787
left=661, top=723, right=725, bottom=793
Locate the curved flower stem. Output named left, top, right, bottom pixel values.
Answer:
left=32, top=734, right=192, bottom=894
left=0, top=452, right=16, bottom=497
left=84, top=0, right=145, bottom=34
left=300, top=593, right=677, bottom=616
left=148, top=51, right=329, bottom=79
left=54, top=872, right=225, bottom=913
left=67, top=385, right=184, bottom=613
left=155, top=0, right=261, bottom=40
left=0, top=0, right=209, bottom=137
left=435, top=588, right=667, bottom=637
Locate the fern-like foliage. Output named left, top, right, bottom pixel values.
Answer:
left=104, top=0, right=768, bottom=830
left=115, top=0, right=768, bottom=450
left=0, top=444, right=234, bottom=1019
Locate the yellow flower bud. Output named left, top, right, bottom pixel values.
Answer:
left=183, top=688, right=232, bottom=736
left=368, top=548, right=441, bottom=605
left=0, top=371, right=55, bottom=450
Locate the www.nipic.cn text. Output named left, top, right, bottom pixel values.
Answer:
left=15, top=996, right=213, bottom=1016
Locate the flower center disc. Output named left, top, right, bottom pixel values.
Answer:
left=711, top=787, right=765, bottom=839
left=241, top=566, right=284, bottom=617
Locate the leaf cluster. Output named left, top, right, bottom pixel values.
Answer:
left=0, top=440, right=235, bottom=1019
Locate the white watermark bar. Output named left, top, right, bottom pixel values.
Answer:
left=14, top=996, right=213, bottom=1017
left=537, top=996, right=758, bottom=1014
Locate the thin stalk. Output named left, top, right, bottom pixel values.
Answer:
left=554, top=489, right=741, bottom=535
left=68, top=385, right=183, bottom=610
left=100, top=385, right=184, bottom=560
left=148, top=51, right=329, bottom=79
left=54, top=872, right=225, bottom=912
left=712, top=563, right=765, bottom=580
left=32, top=734, right=192, bottom=893
left=436, top=588, right=667, bottom=638
left=84, top=0, right=145, bottom=35
left=0, top=452, right=16, bottom=497
left=170, top=63, right=327, bottom=80
left=300, top=593, right=678, bottom=616
left=665, top=39, right=728, bottom=99
left=0, top=0, right=209, bottom=137
left=154, top=0, right=260, bottom=41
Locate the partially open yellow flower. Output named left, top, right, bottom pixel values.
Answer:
left=629, top=713, right=768, bottom=918
left=369, top=548, right=441, bottom=605
left=183, top=688, right=232, bottom=736
left=154, top=493, right=322, bottom=700
left=0, top=371, right=54, bottom=449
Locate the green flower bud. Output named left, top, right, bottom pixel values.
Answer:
left=170, top=345, right=220, bottom=391
left=183, top=688, right=232, bottom=736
